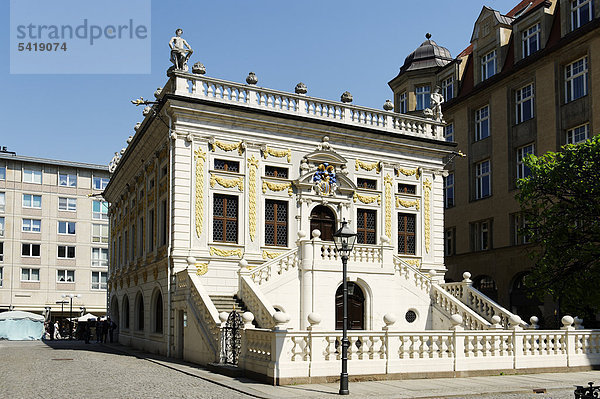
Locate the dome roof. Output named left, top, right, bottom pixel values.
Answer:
left=400, top=33, right=453, bottom=73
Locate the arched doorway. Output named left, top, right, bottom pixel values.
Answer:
left=153, top=290, right=163, bottom=334
left=473, top=275, right=498, bottom=301
left=110, top=296, right=119, bottom=331
left=510, top=272, right=543, bottom=325
left=310, top=205, right=336, bottom=241
left=335, top=282, right=365, bottom=330
left=122, top=295, right=130, bottom=329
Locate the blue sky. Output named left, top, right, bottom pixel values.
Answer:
left=1, top=0, right=519, bottom=166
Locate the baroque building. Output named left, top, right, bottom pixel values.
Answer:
left=390, top=0, right=600, bottom=327
left=0, top=151, right=110, bottom=318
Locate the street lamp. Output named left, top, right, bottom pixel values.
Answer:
left=56, top=300, right=69, bottom=338
left=332, top=219, right=357, bottom=396
left=61, top=294, right=81, bottom=340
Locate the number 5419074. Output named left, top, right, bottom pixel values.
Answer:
left=18, top=42, right=67, bottom=51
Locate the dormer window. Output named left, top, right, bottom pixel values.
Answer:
left=522, top=23, right=540, bottom=58
left=481, top=50, right=497, bottom=80
left=441, top=77, right=454, bottom=101
left=571, top=0, right=593, bottom=30
left=415, top=86, right=431, bottom=110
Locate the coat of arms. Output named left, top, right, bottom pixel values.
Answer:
left=313, top=163, right=337, bottom=196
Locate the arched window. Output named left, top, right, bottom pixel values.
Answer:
left=473, top=275, right=498, bottom=301
left=310, top=205, right=336, bottom=241
left=122, top=295, right=130, bottom=329
left=110, top=296, right=119, bottom=331
left=335, top=282, right=365, bottom=330
left=154, top=291, right=163, bottom=334
left=136, top=293, right=144, bottom=331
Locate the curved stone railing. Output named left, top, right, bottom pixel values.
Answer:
left=440, top=279, right=527, bottom=329
left=430, top=285, right=491, bottom=330
left=239, top=275, right=276, bottom=329
left=167, top=72, right=445, bottom=141
left=238, top=325, right=600, bottom=382
left=393, top=256, right=432, bottom=293
left=320, top=243, right=383, bottom=263
left=249, top=248, right=298, bottom=286
left=187, top=272, right=221, bottom=358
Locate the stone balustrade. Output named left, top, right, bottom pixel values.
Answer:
left=166, top=71, right=445, bottom=141
left=237, top=316, right=600, bottom=383
left=248, top=248, right=299, bottom=286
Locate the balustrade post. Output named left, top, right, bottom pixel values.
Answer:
left=510, top=315, right=524, bottom=369
left=561, top=315, right=575, bottom=367
left=172, top=73, right=189, bottom=96
left=247, top=86, right=259, bottom=107
left=451, top=318, right=465, bottom=372
left=382, top=314, right=398, bottom=373
left=300, top=232, right=314, bottom=330
left=461, top=272, right=473, bottom=303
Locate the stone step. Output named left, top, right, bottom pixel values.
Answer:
left=210, top=295, right=246, bottom=314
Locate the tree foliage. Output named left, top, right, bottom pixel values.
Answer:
left=516, top=135, right=600, bottom=318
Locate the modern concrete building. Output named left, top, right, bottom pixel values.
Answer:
left=0, top=150, right=110, bottom=320
left=389, top=0, right=600, bottom=326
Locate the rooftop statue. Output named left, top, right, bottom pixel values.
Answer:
left=169, top=28, right=193, bottom=71
left=429, top=86, right=444, bottom=122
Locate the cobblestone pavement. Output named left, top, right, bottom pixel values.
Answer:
left=1, top=340, right=597, bottom=399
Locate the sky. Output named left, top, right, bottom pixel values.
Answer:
left=0, top=0, right=520, bottom=166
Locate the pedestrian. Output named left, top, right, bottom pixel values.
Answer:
left=102, top=317, right=109, bottom=343
left=84, top=320, right=91, bottom=344
left=48, top=320, right=55, bottom=341
left=109, top=318, right=117, bottom=343
left=95, top=319, right=103, bottom=343
left=53, top=321, right=61, bottom=340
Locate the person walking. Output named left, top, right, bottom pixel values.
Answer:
left=95, top=319, right=103, bottom=343
left=84, top=320, right=91, bottom=344
left=102, top=318, right=109, bottom=343
left=108, top=317, right=117, bottom=343
left=53, top=321, right=61, bottom=340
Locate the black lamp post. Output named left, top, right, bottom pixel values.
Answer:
left=332, top=219, right=357, bottom=396
left=62, top=293, right=81, bottom=340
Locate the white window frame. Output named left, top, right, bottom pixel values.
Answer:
left=23, top=168, right=42, bottom=184
left=415, top=85, right=431, bottom=110
left=444, top=123, right=454, bottom=142
left=475, top=160, right=491, bottom=199
left=565, top=57, right=588, bottom=103
left=0, top=192, right=5, bottom=213
left=92, top=224, right=109, bottom=243
left=0, top=166, right=5, bottom=180
left=0, top=242, right=3, bottom=263
left=445, top=228, right=455, bottom=256
left=22, top=194, right=42, bottom=209
left=21, top=267, right=40, bottom=281
left=472, top=220, right=491, bottom=251
left=481, top=50, right=497, bottom=80
left=399, top=91, right=407, bottom=113
left=567, top=123, right=590, bottom=144
left=58, top=173, right=77, bottom=187
left=522, top=23, right=540, bottom=58
left=57, top=269, right=75, bottom=283
left=517, top=144, right=535, bottom=179
left=571, top=0, right=593, bottom=30
left=93, top=177, right=109, bottom=190
left=58, top=197, right=77, bottom=212
left=92, top=200, right=109, bottom=220
left=58, top=221, right=76, bottom=235
left=91, top=271, right=108, bottom=290
left=57, top=245, right=76, bottom=259
left=0, top=217, right=5, bottom=237
left=516, top=84, right=535, bottom=124
left=0, top=266, right=3, bottom=287
left=475, top=105, right=490, bottom=141
left=444, top=173, right=455, bottom=208
left=22, top=218, right=41, bottom=233
left=513, top=213, right=531, bottom=245
left=92, top=247, right=109, bottom=267
left=441, top=76, right=454, bottom=101
left=22, top=243, right=41, bottom=257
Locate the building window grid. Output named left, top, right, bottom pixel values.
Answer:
left=565, top=57, right=588, bottom=103
left=264, top=166, right=289, bottom=178
left=22, top=218, right=41, bottom=233
left=475, top=160, right=491, bottom=199
left=471, top=220, right=492, bottom=251
left=357, top=209, right=377, bottom=245
left=571, top=0, right=593, bottom=30
left=92, top=248, right=109, bottom=267
left=444, top=123, right=454, bottom=142
left=0, top=242, right=3, bottom=262
left=23, top=168, right=42, bottom=184
left=214, top=159, right=240, bottom=173
left=522, top=23, right=540, bottom=58
left=444, top=173, right=455, bottom=208
left=93, top=177, right=109, bottom=190
left=0, top=166, right=5, bottom=180
left=441, top=77, right=454, bottom=101
left=0, top=217, right=4, bottom=236
left=57, top=269, right=75, bottom=282
left=357, top=178, right=377, bottom=190
left=0, top=266, right=3, bottom=286
left=398, top=213, right=416, bottom=255
left=399, top=92, right=407, bottom=113
left=21, top=268, right=40, bottom=281
left=58, top=197, right=77, bottom=212
left=58, top=221, right=76, bottom=235
left=475, top=105, right=490, bottom=141
left=0, top=192, right=5, bottom=213
left=265, top=200, right=288, bottom=247
left=58, top=245, right=76, bottom=259
left=58, top=173, right=77, bottom=187
left=22, top=243, right=41, bottom=257
left=416, top=86, right=431, bottom=111
left=481, top=50, right=497, bottom=80
left=92, top=224, right=109, bottom=243
left=213, top=194, right=238, bottom=243
left=91, top=271, right=108, bottom=290
left=516, top=84, right=535, bottom=124
left=445, top=228, right=455, bottom=256
left=517, top=144, right=535, bottom=179
left=567, top=123, right=589, bottom=144
left=92, top=200, right=109, bottom=220
left=22, top=194, right=42, bottom=209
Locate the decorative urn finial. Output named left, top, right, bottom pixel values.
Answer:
left=426, top=32, right=432, bottom=40
left=341, top=91, right=353, bottom=103
left=383, top=99, right=394, bottom=111
left=246, top=72, right=258, bottom=85
left=295, top=82, right=308, bottom=94
left=192, top=62, right=206, bottom=75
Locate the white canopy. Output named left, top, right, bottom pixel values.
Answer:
left=0, top=310, right=45, bottom=321
left=71, top=313, right=99, bottom=322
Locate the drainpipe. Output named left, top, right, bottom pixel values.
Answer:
left=166, top=110, right=174, bottom=358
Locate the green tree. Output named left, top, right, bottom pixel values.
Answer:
left=516, top=135, right=600, bottom=320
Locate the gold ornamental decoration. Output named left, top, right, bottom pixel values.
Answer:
left=262, top=250, right=281, bottom=260
left=262, top=181, right=293, bottom=196
left=209, top=247, right=243, bottom=258
left=211, top=139, right=244, bottom=155
left=210, top=173, right=244, bottom=191
left=355, top=160, right=381, bottom=173
left=194, top=148, right=206, bottom=237
left=248, top=156, right=259, bottom=242
left=404, top=258, right=421, bottom=268
left=384, top=174, right=393, bottom=238
left=353, top=192, right=381, bottom=205
left=263, top=146, right=291, bottom=163
left=396, top=198, right=420, bottom=210
left=396, top=166, right=421, bottom=180
left=153, top=267, right=158, bottom=280
left=195, top=263, right=208, bottom=276
left=423, top=179, right=432, bottom=253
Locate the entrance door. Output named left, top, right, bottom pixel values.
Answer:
left=310, top=205, right=336, bottom=241
left=335, top=282, right=365, bottom=330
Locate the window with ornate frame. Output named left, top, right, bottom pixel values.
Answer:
left=356, top=209, right=376, bottom=245
left=398, top=213, right=416, bottom=255
left=265, top=199, right=287, bottom=247
left=213, top=194, right=238, bottom=243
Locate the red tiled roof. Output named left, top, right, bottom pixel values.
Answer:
left=457, top=44, right=473, bottom=58
left=506, top=0, right=548, bottom=18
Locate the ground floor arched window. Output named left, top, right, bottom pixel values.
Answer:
left=136, top=293, right=144, bottom=331
left=154, top=291, right=163, bottom=334
left=122, top=295, right=130, bottom=329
